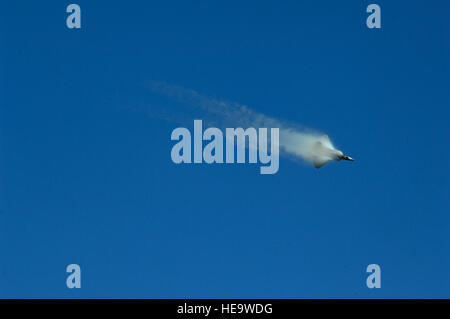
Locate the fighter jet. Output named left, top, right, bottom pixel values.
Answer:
left=311, top=135, right=354, bottom=168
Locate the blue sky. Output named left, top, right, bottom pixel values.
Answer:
left=0, top=1, right=448, bottom=298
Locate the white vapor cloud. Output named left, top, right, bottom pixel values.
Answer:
left=149, top=82, right=337, bottom=166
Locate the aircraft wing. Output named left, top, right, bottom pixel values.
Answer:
left=319, top=134, right=333, bottom=149
left=313, top=156, right=332, bottom=168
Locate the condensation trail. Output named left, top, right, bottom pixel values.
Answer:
left=149, top=81, right=337, bottom=166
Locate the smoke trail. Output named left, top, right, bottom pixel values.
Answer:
left=149, top=82, right=337, bottom=166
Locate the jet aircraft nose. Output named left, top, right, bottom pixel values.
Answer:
left=342, top=155, right=354, bottom=161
